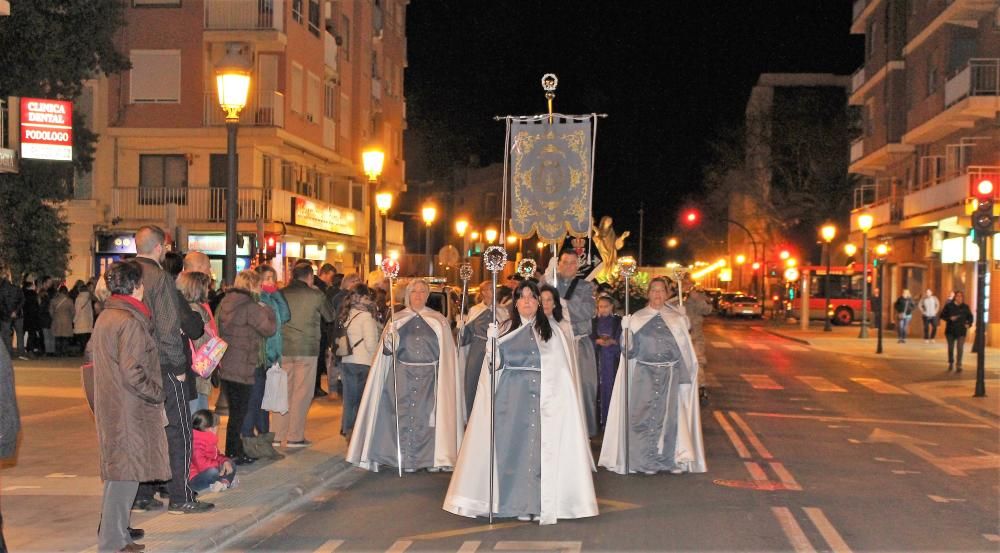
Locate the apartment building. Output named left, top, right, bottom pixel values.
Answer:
left=61, top=0, right=407, bottom=283
left=848, top=0, right=999, bottom=344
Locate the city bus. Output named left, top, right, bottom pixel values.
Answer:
left=786, top=263, right=873, bottom=325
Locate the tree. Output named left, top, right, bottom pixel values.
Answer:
left=0, top=0, right=129, bottom=282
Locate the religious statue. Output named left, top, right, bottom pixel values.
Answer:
left=592, top=216, right=630, bottom=284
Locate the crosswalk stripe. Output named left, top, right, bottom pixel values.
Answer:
left=742, top=374, right=784, bottom=390
left=803, top=508, right=853, bottom=553
left=747, top=343, right=770, bottom=350
left=850, top=377, right=909, bottom=395
left=457, top=542, right=482, bottom=553
left=714, top=411, right=752, bottom=459
left=729, top=411, right=774, bottom=459
left=385, top=541, right=413, bottom=553
left=711, top=341, right=733, bottom=348
left=771, top=507, right=817, bottom=553
left=313, top=540, right=345, bottom=553
left=796, top=376, right=848, bottom=393
left=770, top=462, right=803, bottom=491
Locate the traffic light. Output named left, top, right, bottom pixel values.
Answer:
left=970, top=174, right=998, bottom=234
left=681, top=209, right=700, bottom=226
left=260, top=235, right=278, bottom=261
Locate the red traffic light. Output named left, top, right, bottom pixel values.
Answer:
left=682, top=209, right=700, bottom=225
left=977, top=179, right=993, bottom=196
left=970, top=174, right=999, bottom=200
left=267, top=236, right=276, bottom=247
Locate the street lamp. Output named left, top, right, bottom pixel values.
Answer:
left=422, top=203, right=437, bottom=275
left=455, top=218, right=469, bottom=259
left=820, top=223, right=837, bottom=332
left=485, top=228, right=498, bottom=244
left=844, top=243, right=857, bottom=258
left=215, top=43, right=252, bottom=286
left=857, top=212, right=874, bottom=338
left=874, top=242, right=889, bottom=354
left=667, top=237, right=678, bottom=249
left=375, top=187, right=392, bottom=264
left=362, top=145, right=385, bottom=271
left=735, top=254, right=746, bottom=290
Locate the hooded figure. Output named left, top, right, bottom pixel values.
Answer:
left=444, top=281, right=597, bottom=525
left=347, top=279, right=463, bottom=472
left=457, top=281, right=510, bottom=418
left=599, top=278, right=706, bottom=475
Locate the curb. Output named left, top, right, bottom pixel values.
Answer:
left=762, top=329, right=812, bottom=346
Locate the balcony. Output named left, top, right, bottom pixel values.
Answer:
left=850, top=178, right=903, bottom=233
left=905, top=59, right=999, bottom=144
left=850, top=138, right=865, bottom=163
left=204, top=91, right=284, bottom=127
left=902, top=166, right=1000, bottom=226
left=851, top=66, right=866, bottom=95
left=904, top=0, right=998, bottom=54
left=112, top=186, right=273, bottom=224
left=850, top=0, right=883, bottom=33
left=204, top=0, right=284, bottom=31
left=323, top=31, right=338, bottom=73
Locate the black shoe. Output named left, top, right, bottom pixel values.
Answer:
left=130, top=499, right=163, bottom=513
left=233, top=454, right=256, bottom=465
left=129, top=527, right=145, bottom=540
left=955, top=366, right=963, bottom=373
left=167, top=500, right=215, bottom=515
left=947, top=364, right=953, bottom=372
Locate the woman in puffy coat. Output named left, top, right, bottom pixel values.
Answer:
left=91, top=261, right=170, bottom=552
left=49, top=286, right=75, bottom=356
left=216, top=270, right=276, bottom=464
left=72, top=280, right=95, bottom=353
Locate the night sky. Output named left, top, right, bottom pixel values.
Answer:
left=404, top=1, right=864, bottom=264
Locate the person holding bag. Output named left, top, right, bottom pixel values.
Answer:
left=249, top=264, right=291, bottom=458
left=176, top=272, right=221, bottom=414
left=336, top=284, right=379, bottom=440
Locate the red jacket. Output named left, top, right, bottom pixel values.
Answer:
left=190, top=429, right=229, bottom=478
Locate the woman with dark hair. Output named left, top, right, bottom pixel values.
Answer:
left=539, top=284, right=590, bottom=440
left=91, top=260, right=169, bottom=552
left=599, top=277, right=706, bottom=476
left=444, top=281, right=597, bottom=525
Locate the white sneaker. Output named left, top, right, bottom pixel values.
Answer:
left=517, top=515, right=535, bottom=522
left=403, top=468, right=417, bottom=473
left=669, top=468, right=684, bottom=474
left=427, top=467, right=441, bottom=473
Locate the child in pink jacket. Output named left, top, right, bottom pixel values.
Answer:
left=190, top=410, right=237, bottom=493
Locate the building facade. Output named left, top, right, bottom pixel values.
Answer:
left=848, top=0, right=999, bottom=344
left=61, top=0, right=407, bottom=283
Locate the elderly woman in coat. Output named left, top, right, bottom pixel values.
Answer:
left=49, top=286, right=74, bottom=356
left=91, top=261, right=170, bottom=552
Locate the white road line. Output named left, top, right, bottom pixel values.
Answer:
left=745, top=412, right=990, bottom=428
left=928, top=495, right=966, bottom=503
left=457, top=542, right=481, bottom=553
left=313, top=540, right=344, bottom=553
left=729, top=411, right=774, bottom=459
left=770, top=462, right=802, bottom=491
left=747, top=343, right=770, bottom=350
left=783, top=345, right=809, bottom=352
left=983, top=534, right=1000, bottom=542
left=803, top=507, right=852, bottom=553
left=385, top=541, right=413, bottom=553
left=891, top=470, right=922, bottom=475
left=711, top=341, right=733, bottom=348
left=874, top=457, right=905, bottom=463
left=741, top=374, right=784, bottom=390
left=495, top=542, right=583, bottom=553
left=851, top=377, right=909, bottom=395
left=713, top=411, right=751, bottom=459
left=771, top=507, right=817, bottom=553
left=744, top=461, right=769, bottom=483
left=796, top=376, right=847, bottom=393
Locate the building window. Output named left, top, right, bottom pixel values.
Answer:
left=129, top=50, right=181, bottom=103
left=292, top=0, right=303, bottom=23
left=291, top=63, right=304, bottom=113
left=340, top=94, right=350, bottom=139
left=865, top=21, right=876, bottom=60
left=926, top=57, right=938, bottom=96
left=262, top=155, right=273, bottom=189
left=307, top=72, right=321, bottom=123
left=324, top=82, right=336, bottom=119
left=350, top=181, right=364, bottom=211
left=139, top=154, right=187, bottom=204
left=308, top=0, right=321, bottom=36
left=341, top=15, right=351, bottom=61
left=281, top=160, right=295, bottom=191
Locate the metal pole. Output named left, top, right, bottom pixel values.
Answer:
left=876, top=261, right=884, bottom=354
left=224, top=121, right=238, bottom=286
left=488, top=268, right=498, bottom=524
left=824, top=242, right=833, bottom=332
left=368, top=182, right=378, bottom=272
left=638, top=204, right=644, bottom=267
left=387, top=276, right=403, bottom=477
left=859, top=232, right=869, bottom=338
left=623, top=275, right=631, bottom=474
left=974, top=233, right=987, bottom=397
left=380, top=213, right=388, bottom=262
left=426, top=224, right=433, bottom=276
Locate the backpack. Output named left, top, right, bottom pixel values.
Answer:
left=334, top=312, right=364, bottom=357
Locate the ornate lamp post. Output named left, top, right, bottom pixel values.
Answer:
left=375, top=187, right=393, bottom=264
left=735, top=254, right=746, bottom=291
left=874, top=242, right=889, bottom=353
left=857, top=213, right=874, bottom=338
left=215, top=43, right=252, bottom=285
left=362, top=145, right=385, bottom=271
left=820, top=223, right=837, bottom=332
left=844, top=243, right=857, bottom=259
left=422, top=203, right=437, bottom=275
left=484, top=228, right=498, bottom=244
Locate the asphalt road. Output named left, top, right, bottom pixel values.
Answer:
left=225, top=317, right=1000, bottom=553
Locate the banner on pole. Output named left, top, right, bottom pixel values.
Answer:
left=508, top=117, right=593, bottom=242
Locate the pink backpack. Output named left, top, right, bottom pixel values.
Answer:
left=190, top=304, right=228, bottom=378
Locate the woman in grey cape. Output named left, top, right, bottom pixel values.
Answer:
left=444, top=281, right=597, bottom=525
left=457, top=280, right=509, bottom=419
left=347, top=279, right=463, bottom=472
left=599, top=277, right=706, bottom=475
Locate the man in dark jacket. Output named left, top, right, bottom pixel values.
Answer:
left=0, top=344, right=19, bottom=551
left=130, top=226, right=213, bottom=515
left=0, top=274, right=25, bottom=359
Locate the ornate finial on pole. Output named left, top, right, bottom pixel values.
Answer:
left=516, top=258, right=537, bottom=280
left=380, top=257, right=400, bottom=280
left=484, top=246, right=507, bottom=273
left=542, top=73, right=558, bottom=123
left=617, top=256, right=637, bottom=278
left=458, top=262, right=473, bottom=282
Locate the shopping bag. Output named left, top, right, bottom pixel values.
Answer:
left=261, top=363, right=289, bottom=414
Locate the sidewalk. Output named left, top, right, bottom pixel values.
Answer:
left=3, top=357, right=357, bottom=552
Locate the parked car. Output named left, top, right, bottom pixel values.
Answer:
left=716, top=292, right=745, bottom=315
left=723, top=295, right=763, bottom=318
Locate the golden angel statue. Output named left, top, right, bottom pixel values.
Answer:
left=592, top=216, right=630, bottom=283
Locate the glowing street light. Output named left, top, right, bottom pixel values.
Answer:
left=422, top=203, right=437, bottom=275
left=215, top=42, right=252, bottom=285
left=857, top=212, right=874, bottom=338
left=844, top=243, right=857, bottom=257
left=455, top=218, right=470, bottom=260
left=735, top=254, right=746, bottom=265
left=485, top=228, right=498, bottom=244
left=820, top=223, right=837, bottom=332
left=375, top=188, right=393, bottom=263
left=667, top=237, right=678, bottom=248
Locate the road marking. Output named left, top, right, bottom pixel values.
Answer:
left=744, top=461, right=769, bottom=483
left=796, top=376, right=847, bottom=393
left=385, top=541, right=413, bottom=553
left=928, top=495, right=966, bottom=503
left=711, top=341, right=733, bottom=348
left=827, top=425, right=850, bottom=428
left=495, top=542, right=582, bottom=553
left=891, top=470, right=922, bottom=475
left=847, top=439, right=861, bottom=444
left=741, top=374, right=784, bottom=390
left=747, top=343, right=770, bottom=350
left=866, top=428, right=1000, bottom=476
left=983, top=534, right=1000, bottom=542
left=874, top=457, right=905, bottom=463
left=771, top=507, right=816, bottom=553
left=728, top=411, right=774, bottom=459
left=595, top=497, right=642, bottom=512
left=745, top=412, right=990, bottom=429
left=45, top=473, right=77, bottom=478
left=713, top=411, right=751, bottom=459
left=313, top=540, right=344, bottom=553
left=801, top=407, right=823, bottom=412
left=457, top=542, right=481, bottom=553
left=803, top=508, right=852, bottom=553
left=1, top=485, right=41, bottom=491
left=850, top=377, right=909, bottom=395
left=770, top=462, right=803, bottom=491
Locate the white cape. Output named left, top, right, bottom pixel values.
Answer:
left=346, top=306, right=465, bottom=471
left=598, top=305, right=707, bottom=474
left=443, top=322, right=598, bottom=525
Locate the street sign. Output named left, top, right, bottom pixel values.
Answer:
left=20, top=97, right=73, bottom=161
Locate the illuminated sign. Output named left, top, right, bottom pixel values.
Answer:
left=292, top=197, right=357, bottom=235
left=188, top=234, right=250, bottom=256
left=20, top=98, right=73, bottom=161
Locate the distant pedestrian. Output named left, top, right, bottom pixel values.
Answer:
left=21, top=280, right=42, bottom=356
left=683, top=280, right=714, bottom=401
left=189, top=410, right=237, bottom=493
left=275, top=263, right=334, bottom=448
left=919, top=289, right=940, bottom=343
left=458, top=280, right=509, bottom=419
left=327, top=272, right=360, bottom=400
left=37, top=278, right=56, bottom=357
left=72, top=280, right=94, bottom=354
left=940, top=291, right=974, bottom=372
left=893, top=290, right=916, bottom=343
left=91, top=260, right=170, bottom=553
left=337, top=283, right=379, bottom=439
left=314, top=263, right=337, bottom=398
left=49, top=286, right=74, bottom=356
left=176, top=271, right=215, bottom=414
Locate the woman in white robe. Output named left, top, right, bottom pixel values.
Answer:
left=599, top=277, right=706, bottom=475
left=347, top=279, right=464, bottom=472
left=539, top=284, right=591, bottom=450
left=444, top=281, right=598, bottom=525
